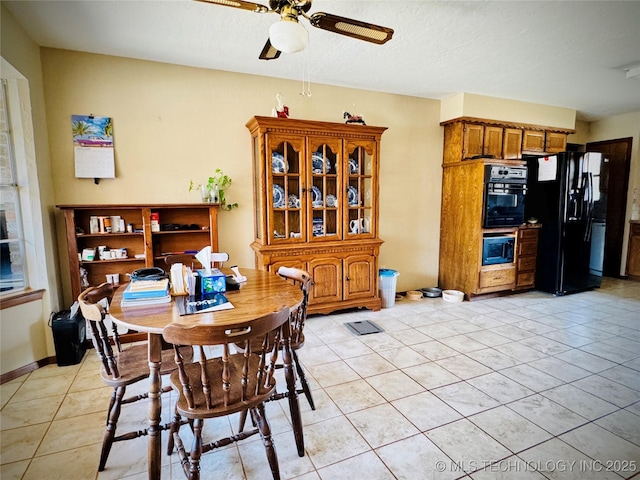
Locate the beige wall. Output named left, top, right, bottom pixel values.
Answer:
left=40, top=48, right=443, bottom=304
left=441, top=93, right=576, bottom=129
left=0, top=301, right=50, bottom=374
left=568, top=120, right=590, bottom=146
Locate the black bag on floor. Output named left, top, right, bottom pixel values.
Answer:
left=49, top=302, right=86, bottom=366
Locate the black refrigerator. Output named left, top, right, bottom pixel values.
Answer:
left=524, top=151, right=608, bottom=295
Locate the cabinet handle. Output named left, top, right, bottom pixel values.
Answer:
left=346, top=276, right=350, bottom=281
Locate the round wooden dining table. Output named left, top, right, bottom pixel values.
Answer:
left=108, top=268, right=303, bottom=480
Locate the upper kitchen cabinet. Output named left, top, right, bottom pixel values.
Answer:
left=445, top=121, right=502, bottom=162
left=246, top=116, right=387, bottom=314
left=442, top=117, right=573, bottom=163
left=545, top=132, right=568, bottom=153
left=503, top=128, right=524, bottom=159
left=523, top=130, right=568, bottom=154
left=522, top=130, right=546, bottom=152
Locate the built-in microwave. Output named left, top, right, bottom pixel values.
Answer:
left=482, top=234, right=515, bottom=266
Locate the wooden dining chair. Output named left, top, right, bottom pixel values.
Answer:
left=162, top=307, right=292, bottom=480
left=236, top=266, right=312, bottom=458
left=78, top=282, right=193, bottom=471
left=274, top=266, right=315, bottom=410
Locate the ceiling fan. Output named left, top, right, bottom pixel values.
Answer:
left=195, top=0, right=394, bottom=60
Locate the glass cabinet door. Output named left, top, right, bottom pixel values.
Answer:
left=267, top=135, right=304, bottom=243
left=345, top=140, right=376, bottom=237
left=308, top=137, right=342, bottom=241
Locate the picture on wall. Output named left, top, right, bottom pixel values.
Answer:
left=71, top=114, right=115, bottom=179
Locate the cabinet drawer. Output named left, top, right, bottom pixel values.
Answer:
left=517, top=272, right=535, bottom=287
left=518, top=240, right=538, bottom=256
left=479, top=267, right=516, bottom=288
left=519, top=228, right=539, bottom=240
left=517, top=256, right=537, bottom=271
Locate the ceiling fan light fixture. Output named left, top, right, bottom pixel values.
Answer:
left=269, top=19, right=308, bottom=53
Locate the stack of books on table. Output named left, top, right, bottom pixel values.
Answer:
left=121, top=278, right=171, bottom=307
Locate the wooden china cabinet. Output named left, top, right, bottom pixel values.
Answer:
left=247, top=116, right=387, bottom=314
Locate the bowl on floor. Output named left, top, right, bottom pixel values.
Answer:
left=442, top=289, right=464, bottom=303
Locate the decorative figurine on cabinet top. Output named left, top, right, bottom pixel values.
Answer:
left=343, top=111, right=366, bottom=125
left=272, top=92, right=289, bottom=118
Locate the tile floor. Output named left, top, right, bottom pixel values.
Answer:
left=2, top=278, right=640, bottom=479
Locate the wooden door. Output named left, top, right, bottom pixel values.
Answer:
left=308, top=136, right=342, bottom=241
left=266, top=134, right=305, bottom=243
left=483, top=126, right=503, bottom=158
left=308, top=256, right=342, bottom=305
left=344, top=254, right=376, bottom=299
left=463, top=124, right=484, bottom=158
left=546, top=132, right=567, bottom=153
left=523, top=130, right=545, bottom=152
left=503, top=128, right=523, bottom=159
left=344, top=139, right=378, bottom=239
left=586, top=138, right=632, bottom=277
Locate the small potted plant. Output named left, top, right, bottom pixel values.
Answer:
left=189, top=168, right=238, bottom=211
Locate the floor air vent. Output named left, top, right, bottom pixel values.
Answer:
left=344, top=320, right=383, bottom=336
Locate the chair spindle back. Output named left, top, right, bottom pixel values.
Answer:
left=162, top=307, right=289, bottom=412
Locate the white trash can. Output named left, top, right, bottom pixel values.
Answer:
left=379, top=269, right=400, bottom=308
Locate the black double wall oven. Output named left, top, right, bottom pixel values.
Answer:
left=483, top=165, right=527, bottom=228
left=481, top=165, right=527, bottom=266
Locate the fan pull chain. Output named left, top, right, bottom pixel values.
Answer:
left=300, top=42, right=312, bottom=97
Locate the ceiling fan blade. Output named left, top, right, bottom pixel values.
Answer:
left=194, top=0, right=269, bottom=13
left=309, top=12, right=394, bottom=45
left=259, top=39, right=282, bottom=60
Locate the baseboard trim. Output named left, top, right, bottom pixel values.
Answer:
left=1, top=357, right=56, bottom=384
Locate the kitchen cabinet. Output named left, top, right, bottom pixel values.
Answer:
left=524, top=130, right=567, bottom=154
left=514, top=225, right=540, bottom=290
left=503, top=128, right=523, bottom=159
left=626, top=220, right=640, bottom=280
left=439, top=117, right=571, bottom=299
left=444, top=122, right=502, bottom=163
left=57, top=203, right=219, bottom=303
left=545, top=132, right=567, bottom=153
left=247, top=116, right=386, bottom=314
left=478, top=264, right=516, bottom=293
left=442, top=118, right=573, bottom=163
left=440, top=159, right=520, bottom=298
left=439, top=154, right=542, bottom=299
left=483, top=126, right=504, bottom=157
left=522, top=130, right=546, bottom=152
left=463, top=124, right=484, bottom=158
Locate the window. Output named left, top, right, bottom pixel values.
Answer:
left=0, top=79, right=27, bottom=293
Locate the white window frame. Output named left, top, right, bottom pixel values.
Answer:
left=1, top=58, right=47, bottom=296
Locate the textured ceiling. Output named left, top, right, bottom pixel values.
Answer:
left=4, top=0, right=640, bottom=121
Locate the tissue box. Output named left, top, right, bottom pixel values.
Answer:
left=198, top=268, right=226, bottom=297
